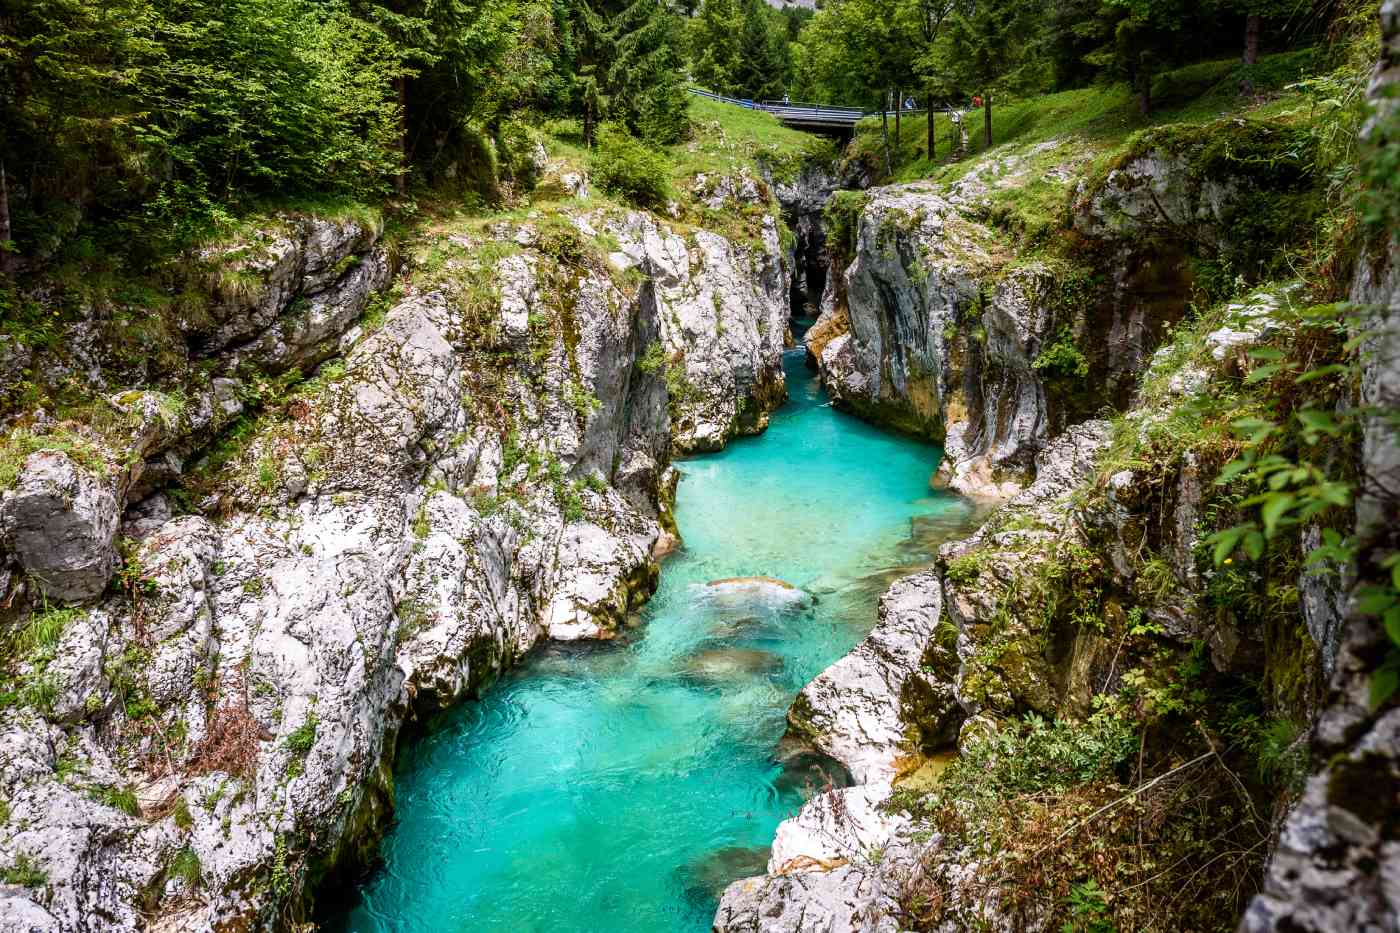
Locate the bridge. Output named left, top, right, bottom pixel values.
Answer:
left=689, top=88, right=876, bottom=134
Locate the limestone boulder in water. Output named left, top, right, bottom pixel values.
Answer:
left=681, top=646, right=784, bottom=685
left=696, top=576, right=814, bottom=612
left=680, top=845, right=771, bottom=904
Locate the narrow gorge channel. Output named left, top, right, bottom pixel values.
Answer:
left=334, top=342, right=975, bottom=931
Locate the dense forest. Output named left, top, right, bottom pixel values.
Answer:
left=0, top=0, right=1361, bottom=270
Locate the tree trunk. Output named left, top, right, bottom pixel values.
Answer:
left=1241, top=13, right=1261, bottom=94
left=0, top=158, right=12, bottom=275
left=1136, top=52, right=1154, bottom=115
left=395, top=76, right=408, bottom=196
left=983, top=93, right=992, bottom=148
left=927, top=83, right=936, bottom=160
left=894, top=86, right=902, bottom=155
left=881, top=94, right=892, bottom=178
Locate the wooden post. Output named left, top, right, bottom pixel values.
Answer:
left=881, top=90, right=892, bottom=177
left=895, top=86, right=903, bottom=159
left=983, top=93, right=992, bottom=148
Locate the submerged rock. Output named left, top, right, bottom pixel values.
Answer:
left=698, top=577, right=815, bottom=612
left=680, top=844, right=772, bottom=904
left=681, top=646, right=785, bottom=685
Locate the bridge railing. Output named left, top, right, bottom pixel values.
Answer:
left=688, top=87, right=867, bottom=122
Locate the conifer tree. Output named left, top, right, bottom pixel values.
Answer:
left=692, top=0, right=744, bottom=96
left=735, top=0, right=786, bottom=100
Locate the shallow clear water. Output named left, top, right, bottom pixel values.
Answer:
left=333, top=345, right=974, bottom=932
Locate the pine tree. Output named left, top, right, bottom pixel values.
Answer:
left=691, top=0, right=744, bottom=96
left=735, top=0, right=785, bottom=100
left=570, top=0, right=689, bottom=145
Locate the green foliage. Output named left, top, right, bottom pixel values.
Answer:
left=569, top=0, right=690, bottom=146
left=823, top=191, right=871, bottom=263
left=590, top=128, right=672, bottom=208
left=0, top=429, right=109, bottom=490
left=944, top=552, right=984, bottom=585
left=90, top=783, right=141, bottom=817
left=169, top=846, right=202, bottom=887
left=0, top=853, right=47, bottom=888
left=637, top=340, right=666, bottom=375
left=1033, top=329, right=1091, bottom=379
left=171, top=795, right=194, bottom=830
left=1062, top=879, right=1117, bottom=933
left=283, top=710, right=318, bottom=778
left=271, top=835, right=293, bottom=897
left=1, top=0, right=407, bottom=258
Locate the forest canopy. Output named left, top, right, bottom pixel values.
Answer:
left=0, top=0, right=1347, bottom=267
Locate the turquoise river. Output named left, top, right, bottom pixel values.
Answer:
left=333, top=344, right=974, bottom=932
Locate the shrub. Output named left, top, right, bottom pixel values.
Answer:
left=590, top=128, right=672, bottom=209
left=1033, top=329, right=1090, bottom=379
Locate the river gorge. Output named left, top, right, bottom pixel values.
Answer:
left=334, top=341, right=975, bottom=931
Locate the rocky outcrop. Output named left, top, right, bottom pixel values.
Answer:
left=813, top=172, right=1136, bottom=499
left=0, top=451, right=120, bottom=603
left=787, top=569, right=959, bottom=786
left=812, top=115, right=1317, bottom=500
left=604, top=208, right=790, bottom=452
left=192, top=214, right=391, bottom=365
left=0, top=197, right=791, bottom=930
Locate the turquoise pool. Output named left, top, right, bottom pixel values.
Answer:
left=333, top=346, right=972, bottom=932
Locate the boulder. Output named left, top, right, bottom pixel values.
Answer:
left=1, top=451, right=119, bottom=603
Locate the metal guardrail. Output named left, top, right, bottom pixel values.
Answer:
left=688, top=87, right=867, bottom=124
left=688, top=88, right=948, bottom=126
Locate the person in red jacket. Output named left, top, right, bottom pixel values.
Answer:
left=971, top=94, right=983, bottom=109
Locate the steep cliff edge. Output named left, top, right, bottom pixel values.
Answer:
left=813, top=98, right=1321, bottom=500
left=0, top=135, right=795, bottom=929
left=717, top=25, right=1397, bottom=933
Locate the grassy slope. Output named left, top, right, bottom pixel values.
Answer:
left=853, top=49, right=1322, bottom=185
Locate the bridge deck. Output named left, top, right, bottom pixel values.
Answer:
left=688, top=88, right=942, bottom=134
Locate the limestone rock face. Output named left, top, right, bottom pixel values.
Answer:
left=0, top=451, right=119, bottom=603
left=0, top=203, right=790, bottom=930
left=606, top=207, right=790, bottom=453
left=192, top=215, right=385, bottom=360
left=788, top=569, right=958, bottom=785
left=815, top=139, right=1217, bottom=499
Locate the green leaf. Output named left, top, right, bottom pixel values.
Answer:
left=1297, top=409, right=1341, bottom=437
left=1295, top=364, right=1350, bottom=383
left=1247, top=347, right=1285, bottom=361
left=1384, top=606, right=1400, bottom=648
left=1208, top=526, right=1248, bottom=566
left=1244, top=364, right=1284, bottom=384
left=1370, top=663, right=1399, bottom=709
left=1357, top=587, right=1399, bottom=615
left=1243, top=530, right=1265, bottom=560
left=1260, top=493, right=1296, bottom=536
